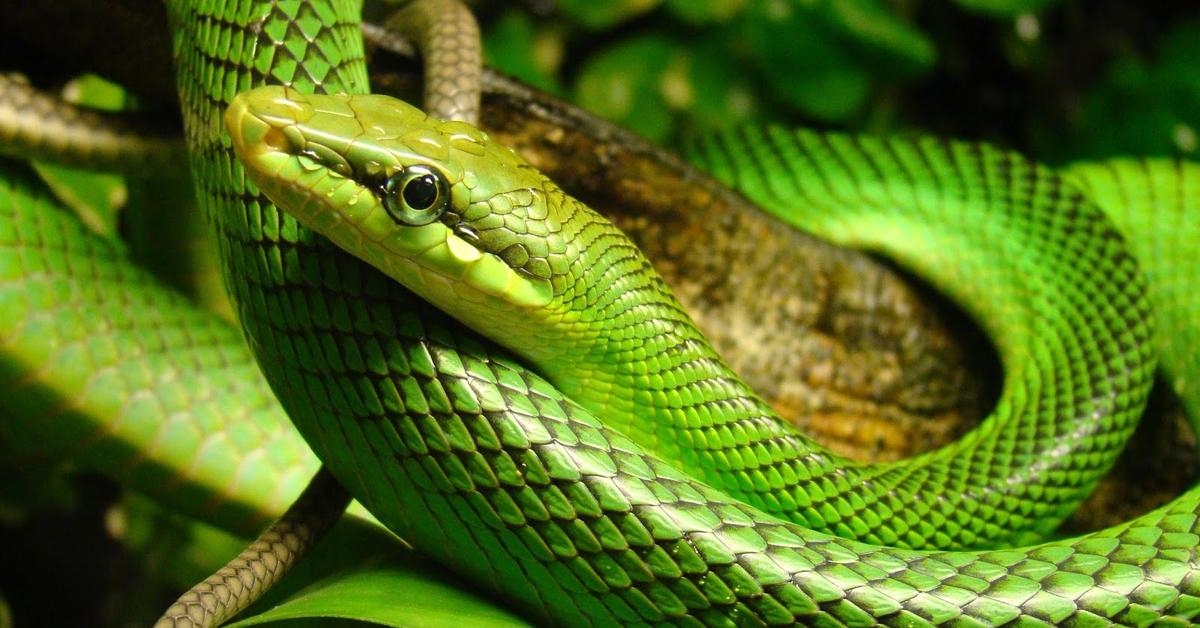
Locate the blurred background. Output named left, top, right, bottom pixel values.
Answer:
left=433, top=0, right=1200, bottom=162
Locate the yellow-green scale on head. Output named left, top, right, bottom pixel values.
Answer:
left=228, top=87, right=554, bottom=312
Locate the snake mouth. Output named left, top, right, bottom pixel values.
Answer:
left=225, top=88, right=552, bottom=310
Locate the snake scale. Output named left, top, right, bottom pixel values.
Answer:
left=227, top=85, right=1153, bottom=555
left=0, top=0, right=1197, bottom=625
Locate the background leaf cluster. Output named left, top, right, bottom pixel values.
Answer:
left=476, top=0, right=1200, bottom=163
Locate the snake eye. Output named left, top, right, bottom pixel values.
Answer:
left=383, top=165, right=448, bottom=225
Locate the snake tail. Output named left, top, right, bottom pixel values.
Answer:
left=154, top=467, right=349, bottom=628
left=157, top=1, right=480, bottom=623
left=0, top=73, right=182, bottom=173
left=384, top=0, right=481, bottom=125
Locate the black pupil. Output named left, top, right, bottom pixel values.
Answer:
left=402, top=174, right=439, bottom=210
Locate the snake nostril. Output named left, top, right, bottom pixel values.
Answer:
left=262, top=127, right=290, bottom=153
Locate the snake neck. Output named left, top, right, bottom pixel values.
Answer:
left=509, top=196, right=802, bottom=467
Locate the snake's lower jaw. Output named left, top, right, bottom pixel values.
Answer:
left=396, top=235, right=555, bottom=318
left=439, top=243, right=554, bottom=308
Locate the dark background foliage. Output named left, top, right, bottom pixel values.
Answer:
left=448, top=0, right=1200, bottom=161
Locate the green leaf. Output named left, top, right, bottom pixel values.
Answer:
left=573, top=35, right=676, bottom=141
left=954, top=0, right=1062, bottom=18
left=741, top=0, right=933, bottom=96
left=230, top=560, right=529, bottom=628
left=108, top=494, right=526, bottom=627
left=1048, top=21, right=1200, bottom=161
left=218, top=516, right=528, bottom=627
left=0, top=590, right=11, bottom=628
left=32, top=74, right=132, bottom=238
left=113, top=493, right=252, bottom=591
left=782, top=62, right=872, bottom=123
left=742, top=4, right=872, bottom=121
left=32, top=164, right=126, bottom=237
left=678, top=40, right=765, bottom=130
left=825, top=0, right=935, bottom=75
left=483, top=10, right=565, bottom=95
left=555, top=0, right=662, bottom=29
left=664, top=0, right=748, bottom=24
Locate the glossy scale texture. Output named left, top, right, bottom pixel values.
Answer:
left=158, top=0, right=1200, bottom=624
left=228, top=88, right=1153, bottom=553
left=0, top=158, right=314, bottom=535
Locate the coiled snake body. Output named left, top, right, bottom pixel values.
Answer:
left=3, top=0, right=1199, bottom=625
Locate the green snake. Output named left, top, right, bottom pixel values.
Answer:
left=226, top=84, right=1154, bottom=554
left=2, top=0, right=1199, bottom=625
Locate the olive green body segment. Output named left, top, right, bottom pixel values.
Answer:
left=155, top=467, right=350, bottom=627
left=385, top=0, right=482, bottom=124
left=0, top=157, right=315, bottom=535
left=166, top=0, right=1200, bottom=624
left=228, top=87, right=1154, bottom=551
left=0, top=74, right=183, bottom=173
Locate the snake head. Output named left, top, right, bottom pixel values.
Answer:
left=225, top=86, right=620, bottom=363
